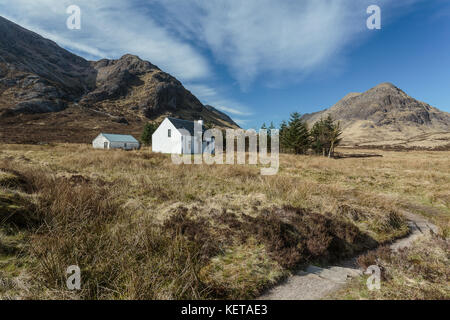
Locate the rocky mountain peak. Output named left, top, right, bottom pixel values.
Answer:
left=0, top=16, right=238, bottom=143
left=303, top=82, right=450, bottom=149
left=373, top=82, right=398, bottom=90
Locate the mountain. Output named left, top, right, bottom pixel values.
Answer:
left=302, top=83, right=450, bottom=149
left=204, top=105, right=239, bottom=128
left=0, top=16, right=238, bottom=144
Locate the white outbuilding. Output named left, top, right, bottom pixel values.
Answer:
left=92, top=133, right=140, bottom=150
left=152, top=117, right=215, bottom=154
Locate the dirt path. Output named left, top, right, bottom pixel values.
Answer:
left=258, top=211, right=438, bottom=300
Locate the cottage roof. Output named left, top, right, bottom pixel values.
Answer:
left=167, top=117, right=205, bottom=136
left=101, top=133, right=139, bottom=143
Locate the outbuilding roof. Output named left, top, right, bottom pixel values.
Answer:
left=167, top=117, right=205, bottom=136
left=101, top=133, right=139, bottom=143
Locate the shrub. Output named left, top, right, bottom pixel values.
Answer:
left=141, top=123, right=158, bottom=146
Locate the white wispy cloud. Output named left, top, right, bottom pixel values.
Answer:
left=152, top=0, right=423, bottom=88
left=0, top=0, right=424, bottom=119
left=0, top=0, right=211, bottom=81
left=233, top=119, right=251, bottom=127
left=216, top=106, right=252, bottom=117
left=186, top=84, right=253, bottom=116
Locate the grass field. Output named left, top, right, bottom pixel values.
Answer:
left=0, top=144, right=448, bottom=299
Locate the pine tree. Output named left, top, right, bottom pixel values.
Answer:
left=289, top=113, right=310, bottom=154
left=310, top=115, right=342, bottom=157
left=281, top=113, right=310, bottom=154
left=279, top=120, right=289, bottom=152
left=268, top=122, right=276, bottom=133
left=311, top=118, right=328, bottom=156
left=327, top=120, right=342, bottom=158
left=141, top=123, right=158, bottom=146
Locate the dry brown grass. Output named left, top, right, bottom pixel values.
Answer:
left=331, top=236, right=450, bottom=300
left=0, top=144, right=448, bottom=299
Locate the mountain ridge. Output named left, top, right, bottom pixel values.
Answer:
left=0, top=16, right=238, bottom=143
left=302, top=82, right=450, bottom=149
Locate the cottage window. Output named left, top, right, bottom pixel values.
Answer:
left=168, top=129, right=171, bottom=138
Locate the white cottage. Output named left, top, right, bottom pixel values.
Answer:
left=92, top=133, right=140, bottom=150
left=152, top=117, right=215, bottom=154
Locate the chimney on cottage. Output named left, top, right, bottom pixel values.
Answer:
left=197, top=119, right=204, bottom=127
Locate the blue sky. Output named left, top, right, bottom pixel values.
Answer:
left=1, top=0, right=449, bottom=128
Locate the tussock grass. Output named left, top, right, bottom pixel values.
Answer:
left=333, top=236, right=450, bottom=300
left=199, top=240, right=285, bottom=299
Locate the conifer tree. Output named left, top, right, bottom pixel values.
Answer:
left=141, top=123, right=158, bottom=146
left=310, top=115, right=342, bottom=157
left=281, top=113, right=310, bottom=154
left=279, top=120, right=289, bottom=152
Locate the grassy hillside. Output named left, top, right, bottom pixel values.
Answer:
left=0, top=144, right=448, bottom=299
